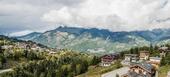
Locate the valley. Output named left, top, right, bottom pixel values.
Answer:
left=1, top=0, right=170, bottom=77
left=18, top=26, right=170, bottom=53
left=1, top=35, right=170, bottom=77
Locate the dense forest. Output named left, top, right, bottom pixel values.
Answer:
left=0, top=35, right=100, bottom=77
left=0, top=35, right=170, bottom=77
left=119, top=44, right=160, bottom=58
left=120, top=43, right=170, bottom=65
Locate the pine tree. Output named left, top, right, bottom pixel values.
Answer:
left=161, top=57, right=166, bottom=66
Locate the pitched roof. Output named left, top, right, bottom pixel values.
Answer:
left=159, top=47, right=168, bottom=50
left=168, top=71, right=170, bottom=76
left=125, top=54, right=138, bottom=56
left=130, top=62, right=153, bottom=73
left=140, top=50, right=149, bottom=53
left=149, top=57, right=161, bottom=60
left=123, top=71, right=150, bottom=77
left=159, top=46, right=169, bottom=51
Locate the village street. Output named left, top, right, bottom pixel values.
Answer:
left=101, top=66, right=159, bottom=77
left=101, top=67, right=129, bottom=77
left=0, top=69, right=12, bottom=74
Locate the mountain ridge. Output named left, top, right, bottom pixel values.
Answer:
left=17, top=26, right=170, bottom=53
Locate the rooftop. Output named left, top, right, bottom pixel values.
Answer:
left=130, top=62, right=153, bottom=73
left=125, top=54, right=138, bottom=56
left=149, top=57, right=161, bottom=60
left=168, top=71, right=170, bottom=76
left=140, top=50, right=149, bottom=53
left=123, top=72, right=148, bottom=77
left=159, top=46, right=168, bottom=50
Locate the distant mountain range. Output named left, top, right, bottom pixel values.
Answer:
left=17, top=32, right=41, bottom=41
left=17, top=25, right=170, bottom=53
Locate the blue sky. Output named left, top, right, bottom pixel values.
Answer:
left=0, top=0, right=170, bottom=36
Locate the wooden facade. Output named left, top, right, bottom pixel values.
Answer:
left=100, top=54, right=117, bottom=67
left=122, top=63, right=155, bottom=77
left=140, top=51, right=150, bottom=60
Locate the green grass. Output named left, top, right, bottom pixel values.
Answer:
left=77, top=61, right=122, bottom=77
left=1, top=58, right=29, bottom=69
left=159, top=65, right=170, bottom=77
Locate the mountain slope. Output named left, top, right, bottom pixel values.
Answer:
left=17, top=26, right=170, bottom=53
left=17, top=32, right=41, bottom=41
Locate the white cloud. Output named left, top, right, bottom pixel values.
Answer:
left=42, top=7, right=72, bottom=24
left=9, top=30, right=33, bottom=36
left=0, top=0, right=170, bottom=35
left=41, top=0, right=170, bottom=31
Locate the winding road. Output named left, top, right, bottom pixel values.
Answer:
left=0, top=69, right=12, bottom=74
left=102, top=67, right=129, bottom=77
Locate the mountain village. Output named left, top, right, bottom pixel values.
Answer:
left=100, top=46, right=170, bottom=77
left=0, top=36, right=170, bottom=77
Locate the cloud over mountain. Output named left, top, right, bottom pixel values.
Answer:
left=0, top=0, right=170, bottom=35
left=42, top=0, right=170, bottom=31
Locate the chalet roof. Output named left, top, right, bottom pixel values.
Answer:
left=160, top=46, right=168, bottom=49
left=123, top=72, right=150, bottom=77
left=111, top=52, right=120, bottom=55
left=140, top=50, right=149, bottom=53
left=130, top=62, right=153, bottom=73
left=101, top=53, right=119, bottom=58
left=159, top=47, right=168, bottom=51
left=101, top=54, right=114, bottom=62
left=168, top=71, right=170, bottom=76
left=149, top=57, right=161, bottom=60
left=125, top=54, right=138, bottom=57
left=101, top=55, right=113, bottom=59
left=49, top=51, right=57, bottom=54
